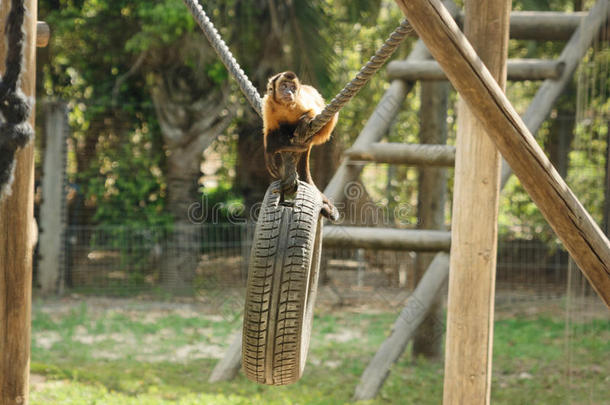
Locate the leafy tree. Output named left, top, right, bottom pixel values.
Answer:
left=39, top=0, right=384, bottom=290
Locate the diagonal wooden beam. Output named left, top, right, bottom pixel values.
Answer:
left=394, top=0, right=610, bottom=306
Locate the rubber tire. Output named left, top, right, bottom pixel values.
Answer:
left=242, top=180, right=324, bottom=385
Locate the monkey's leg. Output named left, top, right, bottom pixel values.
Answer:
left=266, top=145, right=309, bottom=179
left=320, top=193, right=340, bottom=222
left=265, top=124, right=308, bottom=178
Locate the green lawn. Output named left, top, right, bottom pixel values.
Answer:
left=29, top=298, right=609, bottom=404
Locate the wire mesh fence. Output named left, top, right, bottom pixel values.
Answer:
left=47, top=221, right=577, bottom=305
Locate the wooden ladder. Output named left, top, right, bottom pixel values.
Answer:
left=209, top=3, right=610, bottom=388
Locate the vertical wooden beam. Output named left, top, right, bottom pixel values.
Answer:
left=39, top=102, right=69, bottom=294
left=602, top=122, right=610, bottom=236
left=443, top=1, right=510, bottom=404
left=0, top=0, right=37, bottom=404
left=413, top=81, right=449, bottom=359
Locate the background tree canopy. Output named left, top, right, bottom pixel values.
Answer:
left=37, top=0, right=609, bottom=248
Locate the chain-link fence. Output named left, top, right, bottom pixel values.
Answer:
left=42, top=220, right=575, bottom=304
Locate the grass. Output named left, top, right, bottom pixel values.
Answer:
left=29, top=298, right=609, bottom=404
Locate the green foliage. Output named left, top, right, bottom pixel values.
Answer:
left=499, top=28, right=609, bottom=243
left=40, top=1, right=183, bottom=227
left=81, top=120, right=171, bottom=226
left=197, top=183, right=245, bottom=223
left=125, top=1, right=196, bottom=53
left=39, top=0, right=608, bottom=246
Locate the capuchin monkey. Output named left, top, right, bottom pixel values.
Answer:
left=262, top=71, right=338, bottom=220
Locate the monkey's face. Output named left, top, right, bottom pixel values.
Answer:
left=268, top=71, right=299, bottom=106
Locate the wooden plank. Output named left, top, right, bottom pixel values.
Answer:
left=0, top=1, right=37, bottom=404
left=413, top=81, right=449, bottom=359
left=501, top=2, right=610, bottom=186
left=444, top=0, right=509, bottom=403
left=388, top=59, right=564, bottom=81
left=345, top=143, right=455, bottom=166
left=209, top=330, right=243, bottom=382
left=456, top=11, right=586, bottom=41
left=322, top=226, right=450, bottom=251
left=353, top=252, right=450, bottom=400
left=393, top=0, right=610, bottom=306
left=38, top=102, right=68, bottom=294
left=37, top=21, right=49, bottom=47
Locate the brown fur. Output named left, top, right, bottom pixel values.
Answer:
left=262, top=71, right=339, bottom=220
left=262, top=72, right=337, bottom=171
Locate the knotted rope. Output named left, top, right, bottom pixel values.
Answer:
left=0, top=0, right=34, bottom=200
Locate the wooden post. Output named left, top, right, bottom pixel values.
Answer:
left=0, top=0, right=37, bottom=404
left=345, top=143, right=455, bottom=166
left=39, top=102, right=69, bottom=294
left=323, top=226, right=451, bottom=251
left=36, top=22, right=50, bottom=48
left=413, top=81, right=449, bottom=360
left=444, top=1, right=510, bottom=403
left=393, top=0, right=610, bottom=306
left=209, top=330, right=243, bottom=382
left=387, top=59, right=565, bottom=81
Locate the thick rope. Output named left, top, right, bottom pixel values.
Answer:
left=0, top=0, right=34, bottom=200
left=182, top=1, right=412, bottom=136
left=182, top=0, right=263, bottom=117
left=182, top=2, right=411, bottom=191
left=306, top=19, right=412, bottom=138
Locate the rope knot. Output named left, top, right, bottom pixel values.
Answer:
left=1, top=90, right=31, bottom=123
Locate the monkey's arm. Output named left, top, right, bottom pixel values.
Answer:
left=293, top=111, right=338, bottom=147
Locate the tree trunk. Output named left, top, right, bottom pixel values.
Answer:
left=413, top=81, right=449, bottom=360
left=310, top=139, right=341, bottom=192
left=236, top=117, right=271, bottom=215
left=150, top=42, right=233, bottom=292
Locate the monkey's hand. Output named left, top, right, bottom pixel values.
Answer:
left=293, top=113, right=316, bottom=146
